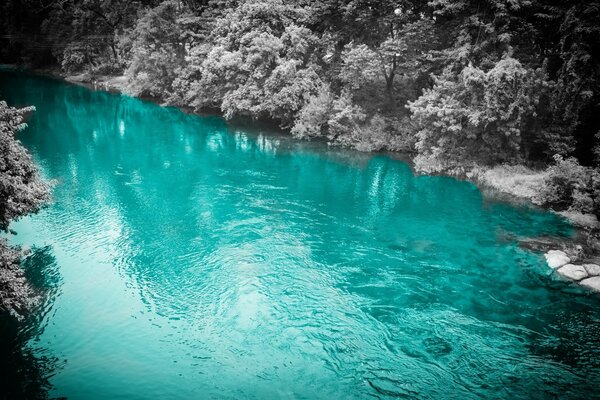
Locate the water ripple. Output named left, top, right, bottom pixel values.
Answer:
left=2, top=70, right=599, bottom=399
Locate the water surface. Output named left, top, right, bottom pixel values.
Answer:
left=1, top=69, right=599, bottom=399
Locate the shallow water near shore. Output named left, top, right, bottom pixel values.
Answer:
left=1, top=69, right=600, bottom=399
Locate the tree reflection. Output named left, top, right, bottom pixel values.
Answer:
left=0, top=246, right=63, bottom=400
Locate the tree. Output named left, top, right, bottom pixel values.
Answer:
left=0, top=101, right=51, bottom=318
left=551, top=1, right=600, bottom=165
left=408, top=56, right=556, bottom=172
left=340, top=19, right=439, bottom=109
left=0, top=102, right=50, bottom=230
left=537, top=155, right=600, bottom=218
left=125, top=1, right=189, bottom=98
left=189, top=0, right=325, bottom=126
left=40, top=0, right=151, bottom=73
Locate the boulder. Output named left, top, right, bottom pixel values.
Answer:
left=565, top=245, right=584, bottom=263
left=579, top=277, right=600, bottom=292
left=557, top=264, right=588, bottom=281
left=584, top=264, right=600, bottom=277
left=544, top=250, right=570, bottom=269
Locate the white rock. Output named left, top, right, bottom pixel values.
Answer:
left=544, top=250, right=570, bottom=269
left=557, top=264, right=588, bottom=281
left=579, top=276, right=600, bottom=292
left=583, top=264, right=600, bottom=277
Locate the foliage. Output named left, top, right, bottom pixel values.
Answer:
left=408, top=57, right=559, bottom=172
left=0, top=240, right=37, bottom=319
left=538, top=155, right=600, bottom=218
left=595, top=131, right=600, bottom=167
left=60, top=45, right=89, bottom=73
left=551, top=2, right=600, bottom=163
left=125, top=1, right=189, bottom=98
left=291, top=84, right=334, bottom=139
left=40, top=0, right=144, bottom=73
left=326, top=89, right=367, bottom=147
left=0, top=100, right=50, bottom=318
left=340, top=19, right=439, bottom=109
left=0, top=102, right=51, bottom=231
left=188, top=0, right=325, bottom=125
left=2, top=0, right=600, bottom=165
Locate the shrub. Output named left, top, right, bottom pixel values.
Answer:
left=408, top=57, right=564, bottom=172
left=291, top=86, right=334, bottom=139
left=190, top=1, right=323, bottom=125
left=537, top=155, right=600, bottom=217
left=326, top=90, right=367, bottom=147
left=60, top=46, right=87, bottom=73
left=125, top=1, right=187, bottom=99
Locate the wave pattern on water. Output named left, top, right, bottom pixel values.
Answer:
left=1, top=69, right=600, bottom=400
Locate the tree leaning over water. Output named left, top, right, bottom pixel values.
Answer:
left=0, top=100, right=51, bottom=319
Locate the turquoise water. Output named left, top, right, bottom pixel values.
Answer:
left=1, top=69, right=600, bottom=399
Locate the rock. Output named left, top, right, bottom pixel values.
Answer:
left=583, top=264, right=600, bottom=277
left=518, top=237, right=560, bottom=252
left=565, top=245, right=584, bottom=262
left=544, top=250, right=570, bottom=269
left=579, top=277, right=600, bottom=292
left=557, top=264, right=589, bottom=281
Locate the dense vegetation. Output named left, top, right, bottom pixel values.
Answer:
left=0, top=100, right=54, bottom=396
left=1, top=0, right=599, bottom=217
left=0, top=101, right=50, bottom=318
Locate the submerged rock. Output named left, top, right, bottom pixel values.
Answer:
left=544, top=250, right=570, bottom=269
left=518, top=237, right=563, bottom=252
left=583, top=264, right=600, bottom=277
left=556, top=264, right=588, bottom=281
left=579, top=277, right=600, bottom=292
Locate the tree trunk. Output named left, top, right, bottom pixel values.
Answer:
left=110, top=40, right=118, bottom=61
left=385, top=55, right=397, bottom=107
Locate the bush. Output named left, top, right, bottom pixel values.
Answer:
left=326, top=90, right=367, bottom=147
left=537, top=155, right=600, bottom=217
left=125, top=1, right=187, bottom=99
left=291, top=85, right=334, bottom=139
left=408, top=57, right=563, bottom=172
left=0, top=102, right=51, bottom=230
left=189, top=1, right=324, bottom=125
left=60, top=46, right=87, bottom=73
left=292, top=89, right=416, bottom=152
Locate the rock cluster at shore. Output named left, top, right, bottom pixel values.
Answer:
left=545, top=250, right=600, bottom=292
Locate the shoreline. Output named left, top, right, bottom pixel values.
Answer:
left=6, top=64, right=600, bottom=292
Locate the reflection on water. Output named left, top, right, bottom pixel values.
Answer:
left=0, top=246, right=63, bottom=400
left=1, top=68, right=599, bottom=399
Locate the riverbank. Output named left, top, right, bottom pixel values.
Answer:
left=12, top=65, right=600, bottom=292
left=468, top=166, right=600, bottom=292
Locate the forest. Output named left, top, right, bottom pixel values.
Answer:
left=1, top=0, right=599, bottom=221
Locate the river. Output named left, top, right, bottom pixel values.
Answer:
left=1, top=68, right=599, bottom=399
